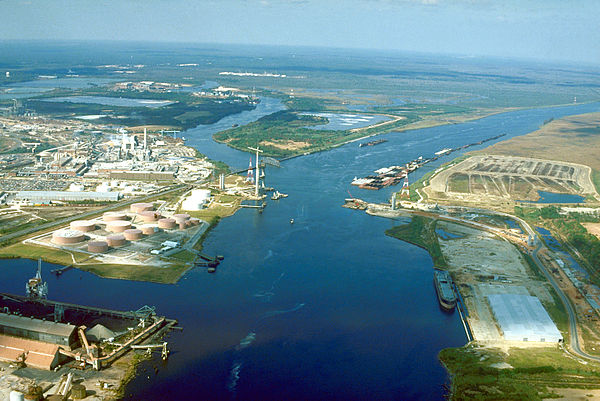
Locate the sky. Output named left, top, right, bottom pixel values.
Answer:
left=0, top=0, right=599, bottom=65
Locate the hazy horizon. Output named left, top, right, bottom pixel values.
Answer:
left=1, top=0, right=599, bottom=66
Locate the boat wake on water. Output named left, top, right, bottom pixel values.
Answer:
left=236, top=332, right=256, bottom=350
left=228, top=302, right=306, bottom=392
left=253, top=272, right=285, bottom=302
left=227, top=360, right=243, bottom=395
left=257, top=302, right=306, bottom=323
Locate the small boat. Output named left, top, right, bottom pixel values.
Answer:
left=271, top=191, right=288, bottom=200
left=290, top=219, right=294, bottom=224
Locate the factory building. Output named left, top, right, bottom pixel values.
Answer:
left=14, top=190, right=121, bottom=202
left=0, top=313, right=78, bottom=349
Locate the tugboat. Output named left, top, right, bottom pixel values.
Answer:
left=433, top=269, right=456, bottom=311
left=271, top=191, right=288, bottom=200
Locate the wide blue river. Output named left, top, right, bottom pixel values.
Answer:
left=1, top=100, right=599, bottom=400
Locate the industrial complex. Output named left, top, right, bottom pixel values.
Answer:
left=0, top=262, right=178, bottom=400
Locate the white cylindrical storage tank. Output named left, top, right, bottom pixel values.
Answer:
left=173, top=213, right=190, bottom=224
left=88, top=241, right=109, bottom=253
left=106, top=220, right=131, bottom=233
left=103, top=212, right=128, bottom=222
left=158, top=218, right=176, bottom=229
left=70, top=220, right=96, bottom=232
left=106, top=234, right=126, bottom=247
left=52, top=229, right=85, bottom=245
left=141, top=225, right=157, bottom=235
left=191, top=189, right=211, bottom=199
left=130, top=202, right=153, bottom=213
left=123, top=228, right=143, bottom=240
left=10, top=391, right=25, bottom=401
left=139, top=211, right=161, bottom=222
left=68, top=183, right=85, bottom=192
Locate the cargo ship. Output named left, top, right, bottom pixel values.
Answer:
left=433, top=269, right=456, bottom=311
left=359, top=139, right=387, bottom=148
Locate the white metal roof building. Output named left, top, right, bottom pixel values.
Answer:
left=487, top=294, right=562, bottom=342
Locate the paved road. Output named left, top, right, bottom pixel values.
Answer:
left=0, top=184, right=189, bottom=245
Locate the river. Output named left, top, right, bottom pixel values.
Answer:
left=1, top=100, right=599, bottom=400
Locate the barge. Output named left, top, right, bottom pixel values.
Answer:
left=350, top=134, right=506, bottom=190
left=433, top=269, right=457, bottom=311
left=359, top=139, right=388, bottom=148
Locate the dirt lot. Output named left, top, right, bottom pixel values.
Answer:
left=544, top=388, right=600, bottom=401
left=475, top=112, right=600, bottom=172
left=426, top=154, right=597, bottom=202
left=437, top=221, right=556, bottom=345
left=583, top=222, right=600, bottom=240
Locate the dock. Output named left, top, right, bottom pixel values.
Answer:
left=351, top=134, right=506, bottom=190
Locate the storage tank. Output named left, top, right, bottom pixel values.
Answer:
left=178, top=222, right=187, bottom=230
left=70, top=220, right=96, bottom=232
left=106, top=234, right=126, bottom=247
left=130, top=202, right=153, bottom=213
left=123, top=229, right=143, bottom=240
left=71, top=383, right=87, bottom=399
left=103, top=211, right=128, bottom=222
left=52, top=229, right=85, bottom=245
left=88, top=241, right=109, bottom=253
left=139, top=210, right=161, bottom=222
left=158, top=218, right=176, bottom=229
left=141, top=225, right=157, bottom=235
left=106, top=220, right=131, bottom=233
left=173, top=213, right=190, bottom=224
left=10, top=391, right=24, bottom=401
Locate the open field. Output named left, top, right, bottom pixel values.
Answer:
left=474, top=112, right=600, bottom=172
left=426, top=154, right=598, bottom=203
left=440, top=346, right=600, bottom=401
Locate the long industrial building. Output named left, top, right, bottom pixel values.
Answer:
left=14, top=190, right=121, bottom=202
left=0, top=312, right=78, bottom=348
left=0, top=313, right=78, bottom=370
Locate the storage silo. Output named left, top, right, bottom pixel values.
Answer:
left=173, top=213, right=190, bottom=224
left=70, top=220, right=96, bottom=232
left=139, top=211, right=161, bottom=222
left=106, top=234, right=126, bottom=247
left=103, top=212, right=128, bottom=222
left=123, top=229, right=143, bottom=240
left=106, top=220, right=131, bottom=233
left=158, top=218, right=176, bottom=229
left=141, top=225, right=157, bottom=235
left=88, top=241, right=109, bottom=253
left=52, top=229, right=85, bottom=245
left=130, top=202, right=153, bottom=213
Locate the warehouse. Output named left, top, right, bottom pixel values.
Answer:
left=487, top=294, right=562, bottom=342
left=0, top=312, right=78, bottom=349
left=13, top=190, right=121, bottom=202
left=0, top=334, right=62, bottom=370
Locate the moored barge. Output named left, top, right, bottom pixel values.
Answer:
left=434, top=269, right=457, bottom=311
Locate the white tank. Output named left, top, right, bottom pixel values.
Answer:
left=10, top=391, right=25, bottom=401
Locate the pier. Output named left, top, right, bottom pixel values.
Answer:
left=351, top=134, right=506, bottom=190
